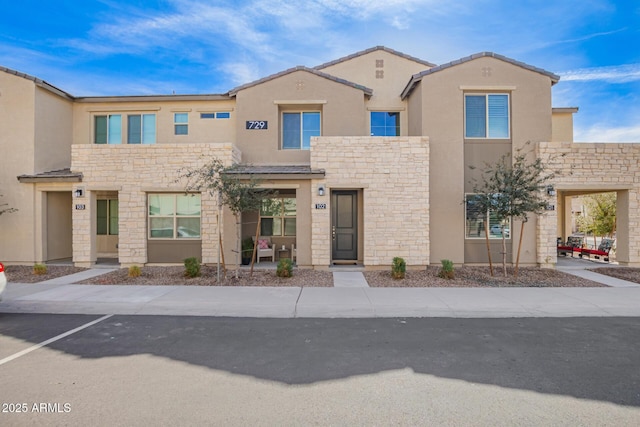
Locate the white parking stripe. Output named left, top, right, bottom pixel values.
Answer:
left=0, top=314, right=113, bottom=366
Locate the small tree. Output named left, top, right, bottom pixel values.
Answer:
left=0, top=193, right=17, bottom=216
left=470, top=143, right=558, bottom=276
left=179, top=159, right=274, bottom=279
left=577, top=192, right=616, bottom=246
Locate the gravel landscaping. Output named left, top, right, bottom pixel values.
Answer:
left=3, top=264, right=612, bottom=287
left=588, top=267, right=640, bottom=284
left=4, top=265, right=86, bottom=283
left=365, top=266, right=606, bottom=287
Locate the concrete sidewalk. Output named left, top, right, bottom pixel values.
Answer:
left=1, top=274, right=639, bottom=318
left=2, top=257, right=639, bottom=318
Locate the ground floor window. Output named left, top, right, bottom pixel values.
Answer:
left=97, top=199, right=118, bottom=235
left=260, top=197, right=296, bottom=236
left=148, top=194, right=201, bottom=239
left=465, top=194, right=510, bottom=239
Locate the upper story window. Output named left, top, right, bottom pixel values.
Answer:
left=174, top=113, right=189, bottom=135
left=282, top=111, right=320, bottom=150
left=127, top=114, right=156, bottom=144
left=200, top=112, right=231, bottom=119
left=95, top=114, right=156, bottom=144
left=464, top=94, right=510, bottom=139
left=94, top=115, right=122, bottom=144
left=371, top=112, right=400, bottom=136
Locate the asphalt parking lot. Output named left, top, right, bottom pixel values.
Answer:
left=1, top=314, right=639, bottom=425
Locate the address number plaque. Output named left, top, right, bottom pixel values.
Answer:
left=246, top=121, right=268, bottom=130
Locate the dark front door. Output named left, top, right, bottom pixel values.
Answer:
left=332, top=190, right=357, bottom=261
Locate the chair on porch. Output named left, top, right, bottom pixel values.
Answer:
left=252, top=236, right=275, bottom=263
left=557, top=236, right=583, bottom=258
left=579, top=238, right=615, bottom=262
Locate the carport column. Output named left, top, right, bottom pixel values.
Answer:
left=536, top=206, right=557, bottom=268
left=72, top=188, right=96, bottom=267
left=616, top=190, right=631, bottom=265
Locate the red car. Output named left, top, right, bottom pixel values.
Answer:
left=0, top=262, right=7, bottom=301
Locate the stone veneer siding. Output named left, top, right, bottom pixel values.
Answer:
left=538, top=142, right=640, bottom=266
left=71, top=143, right=239, bottom=267
left=310, top=136, right=429, bottom=267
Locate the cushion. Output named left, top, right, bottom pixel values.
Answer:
left=258, top=239, right=270, bottom=250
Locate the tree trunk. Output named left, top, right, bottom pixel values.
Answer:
left=514, top=220, right=525, bottom=277
left=235, top=213, right=241, bottom=279
left=250, top=217, right=261, bottom=276
left=484, top=220, right=494, bottom=276
left=502, top=231, right=507, bottom=277
left=218, top=230, right=226, bottom=280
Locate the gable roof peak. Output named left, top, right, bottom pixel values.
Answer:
left=0, top=65, right=74, bottom=100
left=228, top=65, right=373, bottom=96
left=314, top=45, right=436, bottom=70
left=401, top=51, right=561, bottom=99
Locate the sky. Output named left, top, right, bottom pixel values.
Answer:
left=1, top=0, right=638, bottom=142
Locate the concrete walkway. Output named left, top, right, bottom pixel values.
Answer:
left=2, top=281, right=639, bottom=318
left=332, top=271, right=369, bottom=288
left=1, top=260, right=639, bottom=318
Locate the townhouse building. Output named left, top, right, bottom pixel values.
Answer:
left=1, top=46, right=639, bottom=269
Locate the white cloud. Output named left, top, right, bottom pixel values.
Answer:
left=559, top=64, right=640, bottom=83
left=218, top=61, right=262, bottom=87
left=576, top=125, right=640, bottom=143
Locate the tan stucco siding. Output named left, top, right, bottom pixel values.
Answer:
left=0, top=72, right=37, bottom=263
left=318, top=49, right=431, bottom=137
left=418, top=56, right=555, bottom=265
left=234, top=70, right=367, bottom=165
left=72, top=100, right=236, bottom=145
left=310, top=136, right=429, bottom=267
left=35, top=87, right=74, bottom=172
left=71, top=143, right=238, bottom=266
left=539, top=142, right=640, bottom=266
left=551, top=112, right=575, bottom=142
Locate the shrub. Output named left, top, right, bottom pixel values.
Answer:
left=276, top=258, right=293, bottom=278
left=184, top=257, right=201, bottom=278
left=128, top=265, right=142, bottom=278
left=33, top=263, right=47, bottom=275
left=391, top=257, right=406, bottom=279
left=438, top=259, right=455, bottom=279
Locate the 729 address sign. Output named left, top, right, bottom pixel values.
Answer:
left=246, top=121, right=268, bottom=130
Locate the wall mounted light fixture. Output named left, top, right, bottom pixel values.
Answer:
left=318, top=185, right=325, bottom=196
left=546, top=185, right=556, bottom=196
left=74, top=188, right=84, bottom=198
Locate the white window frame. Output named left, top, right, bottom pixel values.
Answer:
left=94, top=114, right=122, bottom=144
left=259, top=197, right=297, bottom=237
left=282, top=111, right=321, bottom=150
left=174, top=113, right=189, bottom=135
left=148, top=194, right=201, bottom=240
left=464, top=93, right=510, bottom=139
left=127, top=114, right=156, bottom=144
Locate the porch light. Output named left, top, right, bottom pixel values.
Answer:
left=318, top=185, right=325, bottom=196
left=74, top=188, right=84, bottom=198
left=546, top=185, right=556, bottom=196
